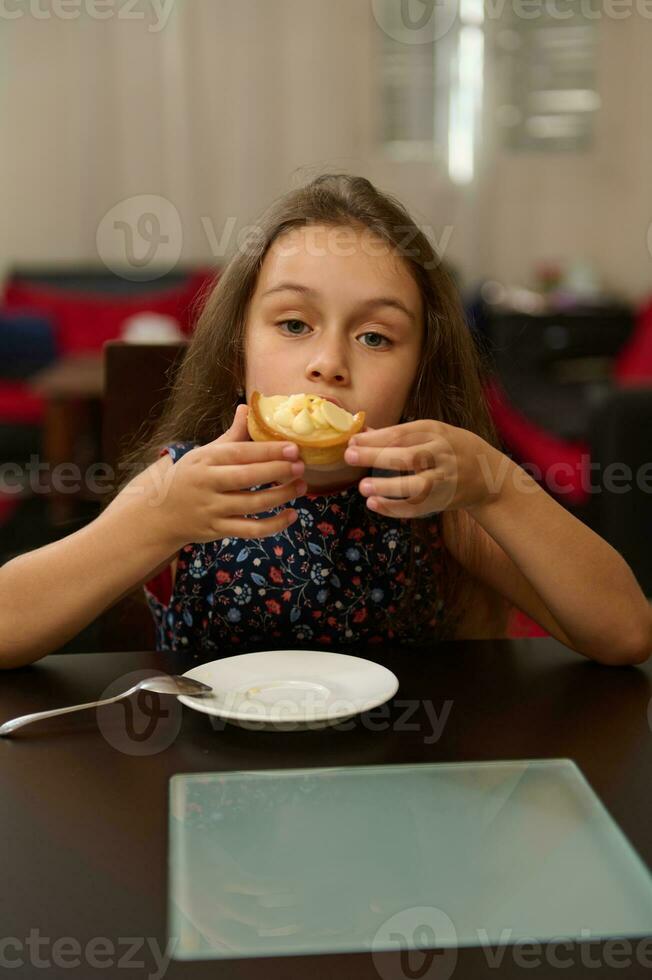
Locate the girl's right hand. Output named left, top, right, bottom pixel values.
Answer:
left=152, top=404, right=307, bottom=546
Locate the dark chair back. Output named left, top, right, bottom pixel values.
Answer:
left=487, top=307, right=635, bottom=376
left=485, top=306, right=635, bottom=441
left=588, top=386, right=652, bottom=597
left=97, top=340, right=188, bottom=651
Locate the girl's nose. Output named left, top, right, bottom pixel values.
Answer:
left=305, top=348, right=348, bottom=382
left=306, top=332, right=349, bottom=384
left=308, top=368, right=348, bottom=386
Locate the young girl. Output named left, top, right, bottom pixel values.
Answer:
left=1, top=174, right=650, bottom=668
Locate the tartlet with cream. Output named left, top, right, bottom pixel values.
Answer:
left=247, top=391, right=365, bottom=465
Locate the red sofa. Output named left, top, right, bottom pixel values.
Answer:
left=0, top=268, right=216, bottom=430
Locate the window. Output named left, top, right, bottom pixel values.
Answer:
left=375, top=0, right=485, bottom=183
left=494, top=1, right=600, bottom=151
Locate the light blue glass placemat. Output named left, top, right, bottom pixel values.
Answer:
left=168, top=759, right=652, bottom=960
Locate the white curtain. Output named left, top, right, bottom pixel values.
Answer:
left=0, top=0, right=477, bottom=283
left=7, top=1, right=647, bottom=294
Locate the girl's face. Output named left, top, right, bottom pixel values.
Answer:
left=244, top=223, right=424, bottom=492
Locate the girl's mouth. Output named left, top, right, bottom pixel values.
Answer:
left=316, top=394, right=344, bottom=409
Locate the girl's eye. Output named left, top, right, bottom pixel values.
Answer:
left=276, top=319, right=392, bottom=349
left=277, top=319, right=308, bottom=336
left=360, top=331, right=391, bottom=349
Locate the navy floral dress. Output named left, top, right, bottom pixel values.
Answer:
left=144, top=441, right=449, bottom=660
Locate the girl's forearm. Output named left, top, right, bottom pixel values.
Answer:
left=0, top=489, right=181, bottom=669
left=467, top=456, right=652, bottom=664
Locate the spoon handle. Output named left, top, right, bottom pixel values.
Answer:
left=0, top=683, right=141, bottom=736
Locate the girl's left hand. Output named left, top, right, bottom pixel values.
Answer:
left=343, top=419, right=498, bottom=518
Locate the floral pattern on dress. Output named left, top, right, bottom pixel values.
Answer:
left=144, top=442, right=448, bottom=660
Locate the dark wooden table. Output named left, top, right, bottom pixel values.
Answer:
left=2, top=639, right=652, bottom=978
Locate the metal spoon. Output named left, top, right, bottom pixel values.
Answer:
left=0, top=675, right=213, bottom=737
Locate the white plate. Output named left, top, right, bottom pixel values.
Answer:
left=178, top=649, right=399, bottom=731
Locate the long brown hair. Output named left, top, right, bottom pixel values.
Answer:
left=106, top=173, right=509, bottom=641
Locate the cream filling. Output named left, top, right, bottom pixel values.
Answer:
left=260, top=393, right=355, bottom=441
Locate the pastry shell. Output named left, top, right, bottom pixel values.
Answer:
left=247, top=390, right=366, bottom=465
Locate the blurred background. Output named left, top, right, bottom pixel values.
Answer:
left=0, top=0, right=650, bottom=649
